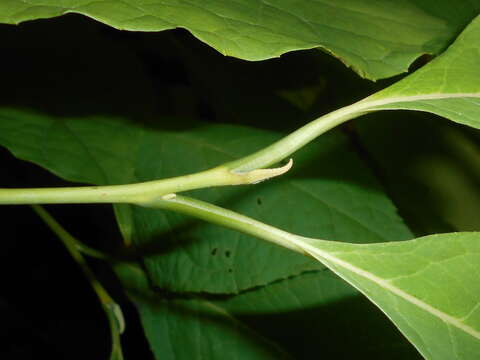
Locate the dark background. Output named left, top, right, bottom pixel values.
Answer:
left=2, top=14, right=479, bottom=359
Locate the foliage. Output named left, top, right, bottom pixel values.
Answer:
left=0, top=2, right=479, bottom=359
left=2, top=0, right=479, bottom=79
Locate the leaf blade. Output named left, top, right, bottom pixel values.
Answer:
left=298, top=233, right=480, bottom=360
left=363, top=14, right=480, bottom=129
left=0, top=0, right=478, bottom=80
left=115, top=262, right=421, bottom=359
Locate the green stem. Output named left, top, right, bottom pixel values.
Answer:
left=31, top=206, right=115, bottom=261
left=1, top=167, right=232, bottom=205
left=0, top=159, right=292, bottom=205
left=0, top=99, right=371, bottom=206
left=224, top=100, right=370, bottom=171
left=32, top=205, right=125, bottom=359
left=74, top=241, right=117, bottom=261
left=32, top=205, right=115, bottom=304
left=142, top=194, right=315, bottom=256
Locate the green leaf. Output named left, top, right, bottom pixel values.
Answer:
left=141, top=193, right=479, bottom=359
left=1, top=1, right=478, bottom=80
left=0, top=108, right=412, bottom=293
left=296, top=232, right=480, bottom=360
left=115, top=263, right=292, bottom=359
left=116, top=263, right=420, bottom=359
left=363, top=14, right=480, bottom=128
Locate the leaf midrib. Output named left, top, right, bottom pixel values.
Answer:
left=363, top=92, right=480, bottom=109
left=295, top=239, right=480, bottom=341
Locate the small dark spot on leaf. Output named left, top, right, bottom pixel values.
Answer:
left=225, top=250, right=231, bottom=258
left=257, top=197, right=262, bottom=205
left=228, top=269, right=233, bottom=273
left=211, top=248, right=217, bottom=256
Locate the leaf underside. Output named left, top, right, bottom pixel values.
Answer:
left=1, top=0, right=479, bottom=80
left=298, top=232, right=480, bottom=360
left=115, top=262, right=421, bottom=359
left=365, top=15, right=480, bottom=129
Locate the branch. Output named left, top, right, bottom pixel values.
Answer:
left=141, top=193, right=315, bottom=256
left=0, top=96, right=375, bottom=206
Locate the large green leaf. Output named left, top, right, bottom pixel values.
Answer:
left=116, top=263, right=420, bottom=359
left=0, top=108, right=412, bottom=293
left=295, top=232, right=480, bottom=360
left=362, top=14, right=480, bottom=128
left=141, top=192, right=479, bottom=358
left=1, top=1, right=478, bottom=80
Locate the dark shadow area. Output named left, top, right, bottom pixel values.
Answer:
left=0, top=203, right=112, bottom=360
left=0, top=16, right=156, bottom=122
left=0, top=147, right=152, bottom=359
left=354, top=110, right=480, bottom=236
left=235, top=296, right=422, bottom=359
left=0, top=12, right=397, bottom=132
